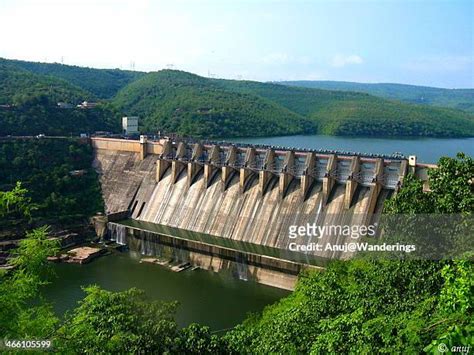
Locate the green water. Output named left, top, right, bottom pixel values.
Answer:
left=228, top=135, right=474, bottom=163
left=42, top=252, right=289, bottom=330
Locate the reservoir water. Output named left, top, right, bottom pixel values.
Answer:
left=43, top=251, right=289, bottom=330
left=228, top=135, right=474, bottom=163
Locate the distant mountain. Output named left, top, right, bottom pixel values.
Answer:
left=115, top=70, right=474, bottom=138
left=279, top=81, right=474, bottom=113
left=213, top=78, right=474, bottom=137
left=0, top=58, right=145, bottom=99
left=114, top=70, right=315, bottom=138
left=1, top=56, right=473, bottom=138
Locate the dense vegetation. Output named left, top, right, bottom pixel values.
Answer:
left=0, top=58, right=144, bottom=99
left=116, top=70, right=474, bottom=138
left=0, top=153, right=471, bottom=353
left=0, top=64, right=92, bottom=105
left=282, top=80, right=474, bottom=114
left=114, top=70, right=315, bottom=137
left=0, top=64, right=121, bottom=136
left=0, top=139, right=103, bottom=225
left=0, top=98, right=120, bottom=136
left=218, top=78, right=474, bottom=137
left=1, top=56, right=474, bottom=138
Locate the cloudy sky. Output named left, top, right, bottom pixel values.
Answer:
left=0, top=0, right=472, bottom=88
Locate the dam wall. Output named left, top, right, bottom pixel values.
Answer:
left=93, top=137, right=434, bottom=245
left=92, top=136, right=435, bottom=288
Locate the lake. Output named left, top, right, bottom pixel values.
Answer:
left=227, top=135, right=474, bottom=163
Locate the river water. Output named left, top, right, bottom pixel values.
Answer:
left=43, top=251, right=288, bottom=330
left=228, top=135, right=474, bottom=163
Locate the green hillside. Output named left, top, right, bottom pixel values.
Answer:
left=0, top=65, right=120, bottom=136
left=0, top=64, right=93, bottom=105
left=0, top=58, right=145, bottom=99
left=1, top=57, right=473, bottom=138
left=114, top=70, right=315, bottom=137
left=0, top=98, right=120, bottom=136
left=280, top=80, right=474, bottom=113
left=215, top=78, right=474, bottom=137
left=217, top=79, right=371, bottom=116
left=215, top=80, right=474, bottom=137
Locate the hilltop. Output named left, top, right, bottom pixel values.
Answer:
left=1, top=57, right=474, bottom=138
left=280, top=80, right=474, bottom=113
left=114, top=70, right=315, bottom=137
left=0, top=64, right=93, bottom=105
left=0, top=58, right=145, bottom=99
left=116, top=70, right=474, bottom=137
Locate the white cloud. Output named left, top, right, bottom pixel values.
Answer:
left=331, top=54, right=364, bottom=68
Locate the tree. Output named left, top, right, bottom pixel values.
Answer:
left=0, top=181, right=33, bottom=220
left=428, top=153, right=474, bottom=213
left=385, top=153, right=473, bottom=214
left=424, top=258, right=474, bottom=353
left=54, top=286, right=178, bottom=354
left=0, top=226, right=59, bottom=338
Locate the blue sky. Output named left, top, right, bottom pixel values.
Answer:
left=0, top=0, right=472, bottom=88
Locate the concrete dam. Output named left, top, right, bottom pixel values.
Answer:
left=92, top=136, right=433, bottom=289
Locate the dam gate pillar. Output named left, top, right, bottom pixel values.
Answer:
left=204, top=145, right=221, bottom=187
left=344, top=156, right=361, bottom=209
left=156, top=140, right=172, bottom=182
left=300, top=152, right=316, bottom=201
left=188, top=143, right=204, bottom=186
left=172, top=142, right=187, bottom=183
left=222, top=146, right=237, bottom=191
left=240, top=147, right=256, bottom=193
left=279, top=151, right=295, bottom=198
left=322, top=154, right=337, bottom=205
left=259, top=149, right=275, bottom=196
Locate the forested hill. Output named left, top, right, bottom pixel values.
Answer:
left=0, top=64, right=120, bottom=136
left=116, top=70, right=474, bottom=137
left=0, top=64, right=93, bottom=105
left=0, top=58, right=145, bottom=98
left=217, top=78, right=474, bottom=137
left=114, top=70, right=315, bottom=137
left=280, top=80, right=474, bottom=113
left=1, top=56, right=474, bottom=138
